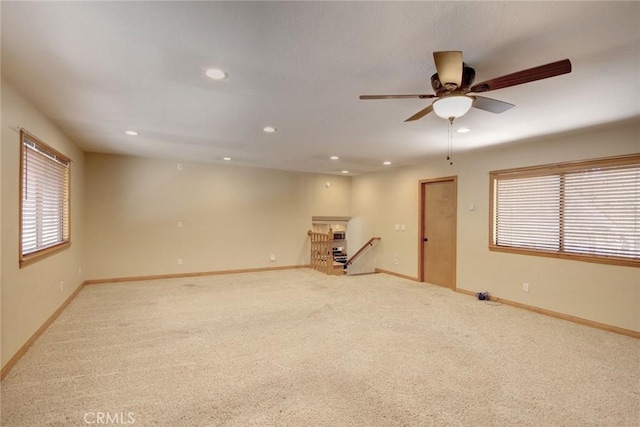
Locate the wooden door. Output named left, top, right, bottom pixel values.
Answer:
left=419, top=177, right=457, bottom=288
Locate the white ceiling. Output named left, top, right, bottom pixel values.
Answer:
left=2, top=1, right=639, bottom=175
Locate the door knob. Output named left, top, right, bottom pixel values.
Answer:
left=423, top=237, right=429, bottom=242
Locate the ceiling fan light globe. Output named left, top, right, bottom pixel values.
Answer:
left=432, top=95, right=473, bottom=119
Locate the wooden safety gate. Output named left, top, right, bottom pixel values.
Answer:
left=307, top=230, right=333, bottom=275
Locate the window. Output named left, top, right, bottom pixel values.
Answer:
left=490, top=155, right=639, bottom=267
left=19, top=130, right=71, bottom=266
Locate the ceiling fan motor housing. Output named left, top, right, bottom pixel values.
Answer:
left=431, top=65, right=476, bottom=95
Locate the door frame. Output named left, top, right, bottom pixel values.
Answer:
left=418, top=176, right=458, bottom=288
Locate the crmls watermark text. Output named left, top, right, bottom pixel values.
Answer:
left=84, top=412, right=135, bottom=425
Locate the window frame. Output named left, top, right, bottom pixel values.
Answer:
left=489, top=154, right=639, bottom=268
left=19, top=130, right=72, bottom=268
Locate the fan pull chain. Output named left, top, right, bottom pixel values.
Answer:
left=447, top=117, right=454, bottom=165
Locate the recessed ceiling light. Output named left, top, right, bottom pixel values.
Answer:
left=223, top=157, right=231, bottom=161
left=341, top=170, right=349, bottom=174
left=383, top=161, right=392, bottom=165
left=205, top=68, right=228, bottom=80
left=125, top=130, right=138, bottom=136
left=263, top=126, right=276, bottom=133
left=330, top=156, right=339, bottom=160
left=456, top=127, right=471, bottom=134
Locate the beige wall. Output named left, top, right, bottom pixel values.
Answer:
left=1, top=80, right=86, bottom=368
left=84, top=153, right=351, bottom=280
left=351, top=121, right=640, bottom=332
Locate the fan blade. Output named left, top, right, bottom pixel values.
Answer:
left=433, top=51, right=463, bottom=88
left=359, top=94, right=435, bottom=100
left=470, top=59, right=571, bottom=93
left=404, top=105, right=433, bottom=122
left=472, top=96, right=515, bottom=114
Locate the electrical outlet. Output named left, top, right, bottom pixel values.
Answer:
left=177, top=163, right=182, bottom=171
left=522, top=282, right=529, bottom=292
left=394, top=254, right=399, bottom=265
left=269, top=254, right=276, bottom=262
left=60, top=281, right=64, bottom=291
left=177, top=258, right=183, bottom=265
left=177, top=221, right=183, bottom=228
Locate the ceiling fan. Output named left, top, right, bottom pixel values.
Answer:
left=360, top=51, right=572, bottom=122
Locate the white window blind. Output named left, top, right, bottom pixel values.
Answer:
left=563, top=166, right=639, bottom=259
left=495, top=175, right=561, bottom=251
left=20, top=131, right=70, bottom=260
left=491, top=155, right=639, bottom=266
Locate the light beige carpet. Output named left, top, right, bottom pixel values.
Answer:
left=1, top=269, right=638, bottom=426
